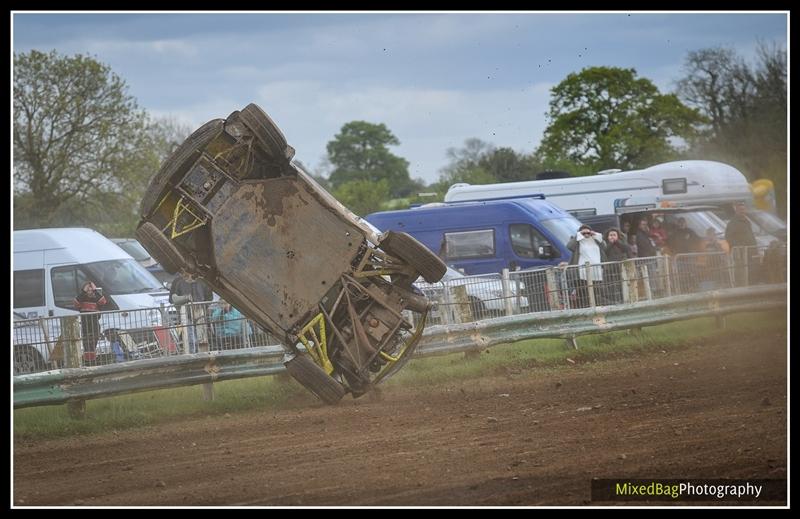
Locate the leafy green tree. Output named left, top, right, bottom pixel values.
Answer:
left=438, top=138, right=496, bottom=186
left=332, top=179, right=391, bottom=216
left=478, top=147, right=542, bottom=182
left=326, top=121, right=413, bottom=198
left=13, top=50, right=161, bottom=235
left=537, top=66, right=705, bottom=173
left=677, top=43, right=787, bottom=214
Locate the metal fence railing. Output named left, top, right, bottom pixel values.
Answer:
left=12, top=245, right=786, bottom=376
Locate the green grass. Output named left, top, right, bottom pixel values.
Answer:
left=385, top=310, right=786, bottom=388
left=14, top=310, right=786, bottom=440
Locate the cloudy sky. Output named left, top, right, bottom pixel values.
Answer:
left=12, top=11, right=787, bottom=184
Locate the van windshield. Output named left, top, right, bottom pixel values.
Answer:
left=84, top=259, right=163, bottom=295
left=540, top=217, right=582, bottom=246
left=114, top=240, right=151, bottom=262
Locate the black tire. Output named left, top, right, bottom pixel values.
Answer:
left=237, top=103, right=295, bottom=161
left=380, top=231, right=447, bottom=283
left=284, top=354, right=346, bottom=405
left=136, top=222, right=196, bottom=275
left=140, top=119, right=225, bottom=218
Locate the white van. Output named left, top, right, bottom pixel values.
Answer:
left=13, top=228, right=172, bottom=373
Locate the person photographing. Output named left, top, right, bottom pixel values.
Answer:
left=73, top=280, right=109, bottom=364
left=565, top=225, right=607, bottom=307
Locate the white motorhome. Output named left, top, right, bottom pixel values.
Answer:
left=445, top=160, right=753, bottom=217
left=445, top=160, right=782, bottom=245
left=13, top=228, right=172, bottom=373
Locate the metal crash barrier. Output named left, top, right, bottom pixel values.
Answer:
left=13, top=245, right=786, bottom=409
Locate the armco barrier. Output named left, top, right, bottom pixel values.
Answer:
left=13, top=284, right=786, bottom=409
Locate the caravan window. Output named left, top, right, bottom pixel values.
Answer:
left=509, top=224, right=552, bottom=259
left=444, top=229, right=495, bottom=259
left=14, top=269, right=45, bottom=308
left=662, top=178, right=687, bottom=194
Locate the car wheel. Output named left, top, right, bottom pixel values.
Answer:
left=284, top=354, right=346, bottom=405
left=380, top=231, right=447, bottom=283
left=140, top=119, right=225, bottom=218
left=14, top=346, right=44, bottom=375
left=136, top=222, right=196, bottom=275
left=236, top=103, right=295, bottom=162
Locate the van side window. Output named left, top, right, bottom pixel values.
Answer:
left=14, top=269, right=45, bottom=308
left=51, top=266, right=88, bottom=309
left=444, top=229, right=495, bottom=259
left=509, top=224, right=552, bottom=259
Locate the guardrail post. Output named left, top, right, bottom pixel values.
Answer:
left=623, top=260, right=639, bottom=304
left=441, top=283, right=453, bottom=325
left=452, top=285, right=473, bottom=324
left=195, top=311, right=215, bottom=401
left=198, top=339, right=215, bottom=401
left=716, top=315, right=727, bottom=329
left=179, top=305, right=190, bottom=355
left=566, top=335, right=578, bottom=350
left=743, top=248, right=750, bottom=286
left=63, top=316, right=86, bottom=419
left=451, top=285, right=481, bottom=359
left=501, top=269, right=513, bottom=316
left=663, top=257, right=672, bottom=298
left=641, top=264, right=653, bottom=301
left=585, top=262, right=596, bottom=308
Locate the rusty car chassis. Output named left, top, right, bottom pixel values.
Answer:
left=136, top=103, right=446, bottom=404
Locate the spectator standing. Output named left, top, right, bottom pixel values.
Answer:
left=667, top=217, right=700, bottom=254
left=169, top=272, right=213, bottom=353
left=635, top=219, right=658, bottom=258
left=725, top=201, right=758, bottom=285
left=603, top=227, right=632, bottom=304
left=566, top=224, right=607, bottom=307
left=648, top=218, right=668, bottom=250
left=73, top=280, right=109, bottom=364
left=725, top=202, right=757, bottom=248
left=210, top=300, right=252, bottom=350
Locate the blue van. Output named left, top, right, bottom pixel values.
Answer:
left=366, top=197, right=581, bottom=276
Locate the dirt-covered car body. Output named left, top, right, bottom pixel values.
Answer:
left=137, top=104, right=445, bottom=403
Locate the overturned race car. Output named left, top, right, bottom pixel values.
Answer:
left=136, top=103, right=446, bottom=404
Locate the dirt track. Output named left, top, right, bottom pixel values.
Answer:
left=14, top=328, right=787, bottom=506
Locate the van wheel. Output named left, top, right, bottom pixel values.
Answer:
left=284, top=354, right=346, bottom=405
left=136, top=222, right=196, bottom=275
left=14, top=346, right=44, bottom=375
left=380, top=231, right=447, bottom=283
left=236, top=104, right=295, bottom=162
left=140, top=119, right=225, bottom=218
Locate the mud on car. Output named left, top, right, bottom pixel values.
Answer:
left=136, top=103, right=446, bottom=404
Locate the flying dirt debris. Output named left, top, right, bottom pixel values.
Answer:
left=136, top=103, right=446, bottom=404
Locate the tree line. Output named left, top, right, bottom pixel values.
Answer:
left=13, top=43, right=786, bottom=236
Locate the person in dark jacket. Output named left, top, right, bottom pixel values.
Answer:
left=170, top=272, right=214, bottom=353
left=73, top=280, right=109, bottom=364
left=603, top=228, right=632, bottom=304
left=726, top=201, right=758, bottom=285
left=725, top=202, right=757, bottom=248
left=668, top=217, right=701, bottom=254
left=635, top=219, right=658, bottom=258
